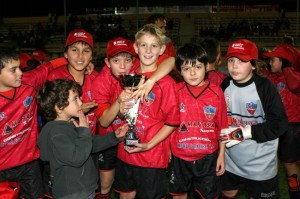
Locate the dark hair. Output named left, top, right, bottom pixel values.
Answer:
left=200, top=36, right=220, bottom=64
left=281, top=57, right=291, bottom=68
left=37, top=79, right=82, bottom=121
left=147, top=14, right=166, bottom=24
left=175, top=43, right=208, bottom=72
left=0, top=49, right=19, bottom=71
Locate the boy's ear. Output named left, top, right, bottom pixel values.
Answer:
left=104, top=58, right=110, bottom=68
left=64, top=52, right=68, bottom=59
left=54, top=104, right=62, bottom=114
left=159, top=45, right=166, bottom=55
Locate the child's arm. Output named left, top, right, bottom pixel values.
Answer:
left=99, top=90, right=133, bottom=128
left=124, top=125, right=176, bottom=153
left=92, top=123, right=128, bottom=153
left=216, top=142, right=226, bottom=176
left=49, top=57, right=95, bottom=75
left=283, top=67, right=300, bottom=93
left=132, top=56, right=175, bottom=101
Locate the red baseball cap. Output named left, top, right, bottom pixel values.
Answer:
left=263, top=45, right=294, bottom=64
left=225, top=39, right=258, bottom=61
left=32, top=49, right=47, bottom=62
left=106, top=37, right=136, bottom=57
left=65, top=29, right=94, bottom=48
left=19, top=53, right=32, bottom=68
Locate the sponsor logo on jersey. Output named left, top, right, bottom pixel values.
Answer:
left=180, top=103, right=186, bottom=112
left=203, top=105, right=216, bottom=120
left=179, top=122, right=188, bottom=132
left=0, top=112, right=6, bottom=122
left=246, top=102, right=257, bottom=115
left=3, top=124, right=12, bottom=135
left=23, top=96, right=33, bottom=108
left=87, top=91, right=92, bottom=100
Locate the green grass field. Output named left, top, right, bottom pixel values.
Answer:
left=110, top=162, right=291, bottom=198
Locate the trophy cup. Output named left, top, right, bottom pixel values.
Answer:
left=120, top=74, right=143, bottom=146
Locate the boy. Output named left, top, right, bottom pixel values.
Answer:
left=36, top=79, right=128, bottom=199
left=148, top=13, right=176, bottom=57
left=47, top=29, right=98, bottom=134
left=263, top=45, right=300, bottom=199
left=200, top=36, right=228, bottom=86
left=0, top=49, right=58, bottom=199
left=219, top=39, right=288, bottom=199
left=92, top=36, right=175, bottom=198
left=169, top=43, right=227, bottom=198
left=112, top=24, right=180, bottom=199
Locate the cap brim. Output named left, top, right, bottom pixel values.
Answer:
left=263, top=51, right=279, bottom=58
left=225, top=53, right=252, bottom=62
left=65, top=39, right=93, bottom=48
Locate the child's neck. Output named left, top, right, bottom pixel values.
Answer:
left=68, top=65, right=85, bottom=85
left=138, top=63, right=157, bottom=73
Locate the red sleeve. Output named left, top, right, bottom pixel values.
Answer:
left=94, top=103, right=110, bottom=119
left=165, top=41, right=176, bottom=57
left=49, top=57, right=68, bottom=68
left=283, top=67, right=300, bottom=93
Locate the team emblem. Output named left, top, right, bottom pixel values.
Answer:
left=145, top=91, right=155, bottom=105
left=246, top=102, right=257, bottom=115
left=277, top=82, right=285, bottom=93
left=23, top=96, right=33, bottom=108
left=204, top=105, right=216, bottom=121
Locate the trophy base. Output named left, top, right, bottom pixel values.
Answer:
left=124, top=138, right=140, bottom=147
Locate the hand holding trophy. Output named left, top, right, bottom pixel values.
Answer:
left=119, top=74, right=143, bottom=146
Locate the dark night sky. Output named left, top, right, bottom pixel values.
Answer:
left=0, top=0, right=298, bottom=18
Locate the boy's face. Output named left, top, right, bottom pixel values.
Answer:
left=269, top=57, right=282, bottom=73
left=134, top=34, right=166, bottom=69
left=105, top=53, right=134, bottom=78
left=64, top=42, right=93, bottom=72
left=227, top=57, right=255, bottom=83
left=58, top=90, right=82, bottom=120
left=0, top=59, right=22, bottom=91
left=155, top=19, right=167, bottom=34
left=181, top=60, right=206, bottom=87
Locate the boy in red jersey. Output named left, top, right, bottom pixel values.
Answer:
left=47, top=29, right=98, bottom=134
left=0, top=49, right=60, bottom=199
left=92, top=37, right=176, bottom=199
left=263, top=45, right=300, bottom=199
left=200, top=36, right=228, bottom=86
left=169, top=43, right=227, bottom=198
left=113, top=24, right=180, bottom=199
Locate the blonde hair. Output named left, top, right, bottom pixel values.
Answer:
left=135, top=24, right=166, bottom=46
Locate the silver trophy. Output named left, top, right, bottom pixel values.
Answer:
left=120, top=74, right=143, bottom=146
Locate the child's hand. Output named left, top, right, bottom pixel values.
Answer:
left=131, top=76, right=153, bottom=103
left=73, top=110, right=89, bottom=128
left=85, top=62, right=95, bottom=75
left=118, top=90, right=134, bottom=115
left=81, top=101, right=98, bottom=114
left=115, top=123, right=129, bottom=138
left=124, top=142, right=150, bottom=153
